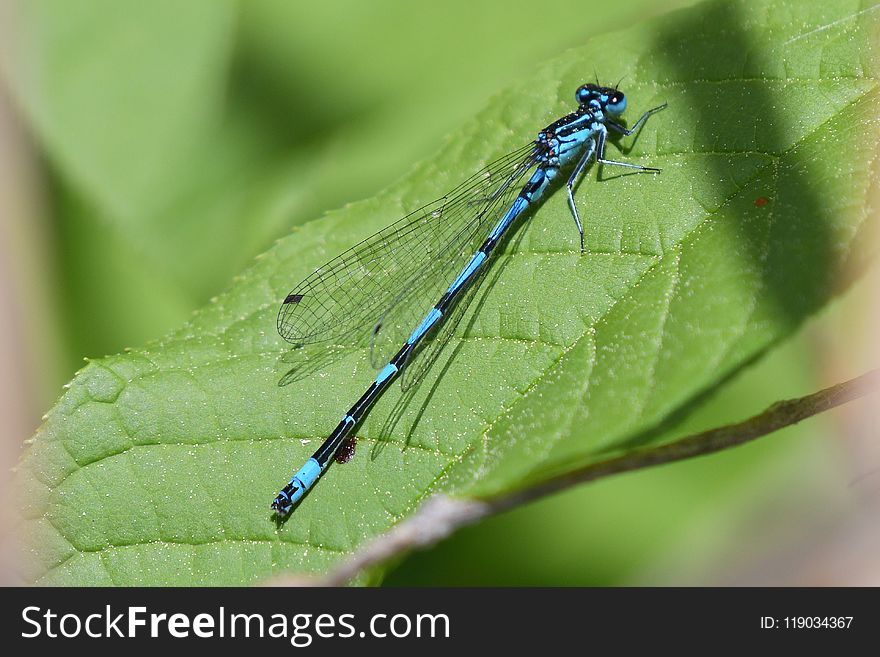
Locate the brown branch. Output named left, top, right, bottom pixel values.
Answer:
left=264, top=368, right=880, bottom=587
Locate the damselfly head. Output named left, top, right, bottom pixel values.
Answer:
left=575, top=83, right=627, bottom=117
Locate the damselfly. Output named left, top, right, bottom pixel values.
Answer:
left=271, top=83, right=666, bottom=516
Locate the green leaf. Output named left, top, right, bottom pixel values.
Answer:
left=17, top=0, right=880, bottom=585
left=1, top=0, right=692, bottom=373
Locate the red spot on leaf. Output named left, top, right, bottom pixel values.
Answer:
left=335, top=437, right=357, bottom=464
left=754, top=196, right=769, bottom=207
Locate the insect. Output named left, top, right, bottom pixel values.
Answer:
left=271, top=83, right=666, bottom=516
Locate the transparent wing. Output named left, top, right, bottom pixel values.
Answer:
left=370, top=256, right=513, bottom=460
left=399, top=249, right=500, bottom=391
left=277, top=343, right=353, bottom=387
left=368, top=166, right=533, bottom=373
left=277, top=143, right=539, bottom=347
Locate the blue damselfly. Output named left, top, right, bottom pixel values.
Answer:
left=271, top=83, right=666, bottom=515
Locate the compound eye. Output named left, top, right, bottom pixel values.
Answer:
left=606, top=92, right=627, bottom=115
left=576, top=84, right=596, bottom=104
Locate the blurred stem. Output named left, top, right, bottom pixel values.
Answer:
left=266, top=368, right=880, bottom=587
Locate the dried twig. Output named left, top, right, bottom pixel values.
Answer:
left=264, top=368, right=880, bottom=587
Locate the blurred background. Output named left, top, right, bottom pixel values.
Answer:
left=1, top=0, right=878, bottom=585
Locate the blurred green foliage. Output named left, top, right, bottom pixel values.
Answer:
left=3, top=0, right=696, bottom=379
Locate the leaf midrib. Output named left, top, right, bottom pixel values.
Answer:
left=35, top=75, right=879, bottom=568
left=426, top=80, right=879, bottom=496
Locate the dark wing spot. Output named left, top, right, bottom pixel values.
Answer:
left=284, top=293, right=304, bottom=304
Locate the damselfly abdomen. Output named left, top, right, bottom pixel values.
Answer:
left=271, top=83, right=666, bottom=516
